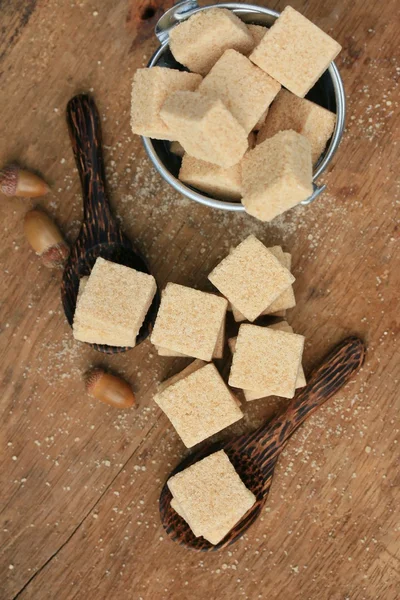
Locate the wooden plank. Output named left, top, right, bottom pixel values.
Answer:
left=0, top=0, right=38, bottom=64
left=0, top=0, right=399, bottom=598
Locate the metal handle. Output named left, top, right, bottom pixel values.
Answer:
left=301, top=182, right=327, bottom=205
left=155, top=0, right=199, bottom=43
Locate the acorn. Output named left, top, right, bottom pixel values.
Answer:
left=85, top=369, right=136, bottom=409
left=23, top=209, right=70, bottom=269
left=0, top=164, right=50, bottom=198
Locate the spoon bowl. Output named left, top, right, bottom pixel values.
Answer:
left=61, top=94, right=160, bottom=354
left=160, top=336, right=366, bottom=550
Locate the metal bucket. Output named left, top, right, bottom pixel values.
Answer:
left=142, top=0, right=346, bottom=212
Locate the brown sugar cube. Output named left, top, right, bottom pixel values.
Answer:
left=154, top=363, right=243, bottom=448
left=248, top=131, right=257, bottom=149
left=179, top=153, right=242, bottom=201
left=231, top=304, right=246, bottom=323
left=168, top=450, right=256, bottom=544
left=160, top=91, right=248, bottom=168
left=253, top=107, right=269, bottom=132
left=269, top=322, right=306, bottom=387
left=198, top=49, right=281, bottom=134
left=242, top=322, right=306, bottom=401
left=263, top=246, right=296, bottom=314
left=156, top=319, right=225, bottom=359
left=249, top=6, right=341, bottom=98
left=241, top=130, right=313, bottom=222
left=76, top=276, right=89, bottom=304
left=231, top=304, right=286, bottom=323
left=156, top=346, right=188, bottom=358
left=150, top=283, right=227, bottom=361
left=208, top=235, right=294, bottom=322
left=157, top=359, right=206, bottom=394
left=225, top=241, right=247, bottom=321
left=230, top=246, right=295, bottom=321
left=229, top=324, right=305, bottom=398
left=170, top=141, right=185, bottom=158
left=130, top=67, right=202, bottom=140
left=73, top=257, right=157, bottom=347
left=75, top=276, right=97, bottom=340
left=295, top=363, right=307, bottom=389
left=170, top=497, right=204, bottom=538
left=169, top=8, right=254, bottom=76
left=257, top=89, right=336, bottom=163
left=247, top=24, right=267, bottom=46
left=228, top=336, right=238, bottom=354
left=229, top=322, right=306, bottom=392
left=213, top=317, right=225, bottom=359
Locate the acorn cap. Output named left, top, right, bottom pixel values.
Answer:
left=85, top=369, right=136, bottom=409
left=0, top=165, right=50, bottom=198
left=85, top=368, right=104, bottom=392
left=41, top=243, right=70, bottom=269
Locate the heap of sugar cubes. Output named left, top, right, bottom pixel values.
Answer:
left=150, top=234, right=306, bottom=544
left=131, top=6, right=341, bottom=221
left=70, top=237, right=306, bottom=544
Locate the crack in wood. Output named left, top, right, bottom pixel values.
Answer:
left=11, top=417, right=162, bottom=600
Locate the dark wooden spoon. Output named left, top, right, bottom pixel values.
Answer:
left=61, top=94, right=160, bottom=354
left=160, top=336, right=365, bottom=551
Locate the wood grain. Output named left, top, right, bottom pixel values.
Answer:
left=0, top=0, right=399, bottom=599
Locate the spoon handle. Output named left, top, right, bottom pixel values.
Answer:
left=66, top=94, right=120, bottom=243
left=279, top=336, right=365, bottom=442
left=242, top=337, right=365, bottom=472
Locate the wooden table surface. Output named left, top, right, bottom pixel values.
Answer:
left=1, top=0, right=399, bottom=598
